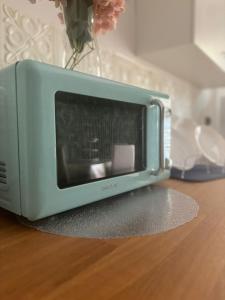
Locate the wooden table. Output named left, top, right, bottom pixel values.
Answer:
left=1, top=179, right=225, bottom=300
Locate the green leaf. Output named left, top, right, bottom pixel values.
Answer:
left=63, top=0, right=93, bottom=51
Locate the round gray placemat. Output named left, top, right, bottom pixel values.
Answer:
left=19, top=185, right=199, bottom=239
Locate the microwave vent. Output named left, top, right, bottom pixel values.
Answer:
left=0, top=161, right=7, bottom=184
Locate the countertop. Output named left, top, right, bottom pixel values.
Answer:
left=1, top=179, right=225, bottom=300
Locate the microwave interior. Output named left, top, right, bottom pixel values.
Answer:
left=55, top=91, right=147, bottom=188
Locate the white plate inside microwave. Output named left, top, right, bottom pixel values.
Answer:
left=195, top=125, right=225, bottom=167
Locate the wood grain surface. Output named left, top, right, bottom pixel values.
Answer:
left=1, top=179, right=225, bottom=300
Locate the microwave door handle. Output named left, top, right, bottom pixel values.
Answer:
left=150, top=99, right=165, bottom=175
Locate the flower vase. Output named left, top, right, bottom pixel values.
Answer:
left=62, top=0, right=102, bottom=76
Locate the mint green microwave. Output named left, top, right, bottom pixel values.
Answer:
left=0, top=60, right=171, bottom=220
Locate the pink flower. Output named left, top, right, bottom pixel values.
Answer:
left=93, top=0, right=125, bottom=34
left=28, top=0, right=125, bottom=34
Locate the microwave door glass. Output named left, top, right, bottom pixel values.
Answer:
left=55, top=91, right=147, bottom=188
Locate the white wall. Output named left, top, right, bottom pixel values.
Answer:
left=6, top=0, right=62, bottom=25
left=98, top=0, right=136, bottom=57
left=136, top=0, right=193, bottom=54
left=195, top=0, right=225, bottom=72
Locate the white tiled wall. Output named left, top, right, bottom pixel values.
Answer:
left=0, top=0, right=201, bottom=119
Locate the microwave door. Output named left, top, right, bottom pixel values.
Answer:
left=55, top=91, right=147, bottom=188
